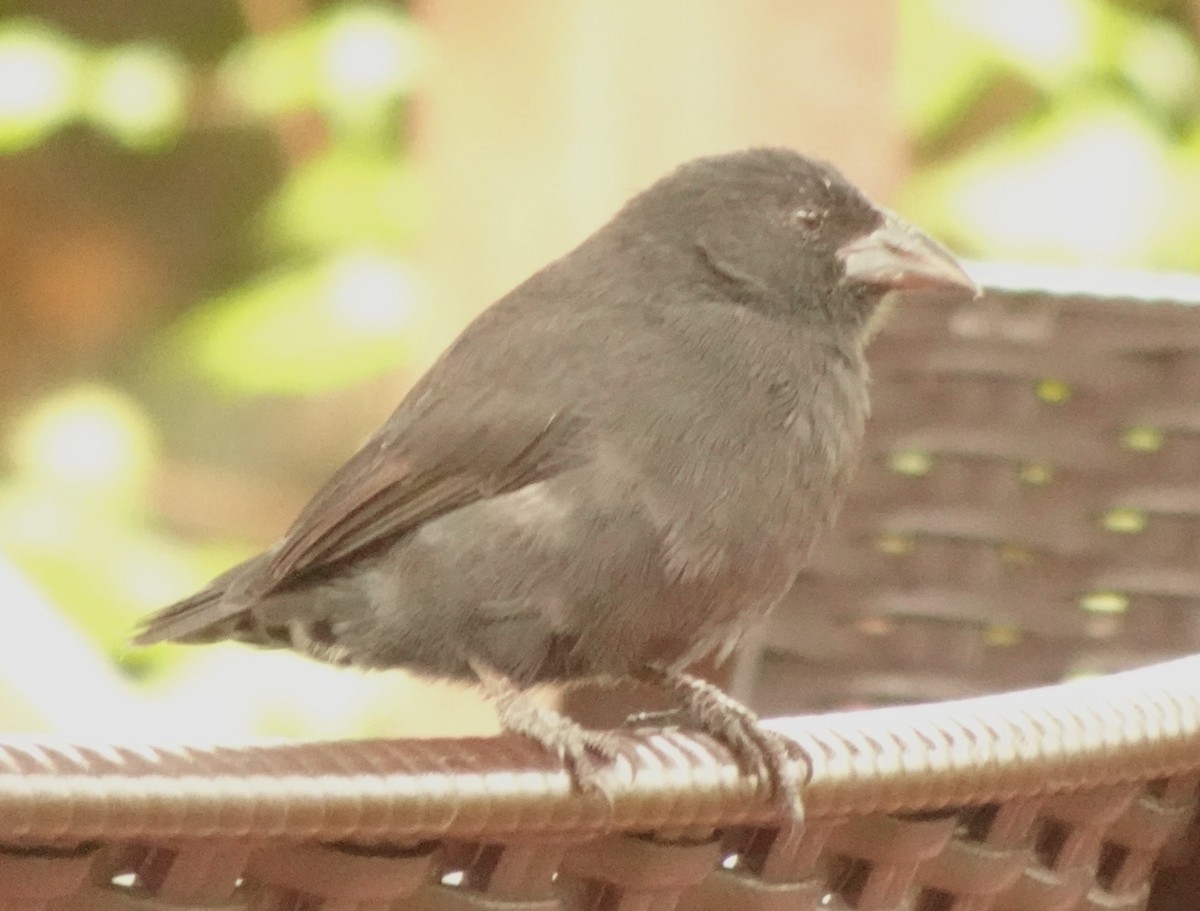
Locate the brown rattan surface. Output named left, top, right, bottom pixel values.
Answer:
left=746, top=266, right=1200, bottom=714
left=3, top=655, right=1200, bottom=909
left=6, top=267, right=1200, bottom=910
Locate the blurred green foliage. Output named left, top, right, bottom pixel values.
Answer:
left=0, top=1, right=436, bottom=738
left=899, top=0, right=1200, bottom=267
left=2, top=0, right=1199, bottom=739
left=177, top=252, right=420, bottom=393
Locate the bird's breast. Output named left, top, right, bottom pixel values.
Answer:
left=655, top=341, right=870, bottom=657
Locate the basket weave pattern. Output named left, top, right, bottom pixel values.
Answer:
left=3, top=277, right=1200, bottom=909
left=751, top=285, right=1200, bottom=713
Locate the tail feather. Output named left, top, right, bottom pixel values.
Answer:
left=132, top=587, right=230, bottom=645
left=132, top=553, right=358, bottom=662
left=132, top=557, right=261, bottom=646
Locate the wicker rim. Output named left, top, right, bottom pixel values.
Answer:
left=965, top=258, right=1200, bottom=302
left=0, top=655, right=1197, bottom=843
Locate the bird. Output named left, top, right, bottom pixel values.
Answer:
left=134, top=148, right=976, bottom=815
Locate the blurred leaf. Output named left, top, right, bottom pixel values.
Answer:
left=175, top=251, right=420, bottom=394
left=1148, top=126, right=1200, bottom=269
left=0, top=20, right=83, bottom=151
left=938, top=0, right=1111, bottom=89
left=0, top=484, right=247, bottom=657
left=1104, top=0, right=1176, bottom=13
left=268, top=149, right=421, bottom=251
left=220, top=17, right=319, bottom=118
left=220, top=2, right=419, bottom=133
left=316, top=3, right=421, bottom=111
left=1115, top=19, right=1200, bottom=120
left=0, top=383, right=254, bottom=671
left=899, top=95, right=1174, bottom=265
left=83, top=43, right=190, bottom=149
left=899, top=0, right=1003, bottom=143
left=8, top=384, right=159, bottom=509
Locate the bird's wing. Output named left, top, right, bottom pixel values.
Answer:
left=134, top=407, right=585, bottom=646
left=257, top=407, right=584, bottom=593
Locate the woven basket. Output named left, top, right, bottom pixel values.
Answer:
left=741, top=263, right=1200, bottom=713
left=4, top=266, right=1200, bottom=910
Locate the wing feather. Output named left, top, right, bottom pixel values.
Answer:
left=258, top=409, right=583, bottom=592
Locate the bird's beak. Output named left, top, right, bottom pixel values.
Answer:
left=837, top=212, right=978, bottom=298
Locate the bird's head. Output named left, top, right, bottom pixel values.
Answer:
left=617, top=148, right=978, bottom=333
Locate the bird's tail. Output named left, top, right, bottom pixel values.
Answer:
left=132, top=557, right=261, bottom=646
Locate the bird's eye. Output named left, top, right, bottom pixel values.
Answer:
left=792, top=208, right=823, bottom=228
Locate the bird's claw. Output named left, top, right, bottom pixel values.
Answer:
left=502, top=699, right=625, bottom=801
left=471, top=660, right=626, bottom=801
left=636, top=665, right=808, bottom=821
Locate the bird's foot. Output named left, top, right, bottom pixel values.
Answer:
left=498, top=696, right=627, bottom=796
left=470, top=660, right=625, bottom=800
left=635, top=665, right=807, bottom=821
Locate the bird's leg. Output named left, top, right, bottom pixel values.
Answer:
left=634, top=664, right=807, bottom=819
left=468, top=659, right=626, bottom=798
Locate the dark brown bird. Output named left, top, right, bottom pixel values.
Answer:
left=135, top=149, right=976, bottom=812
